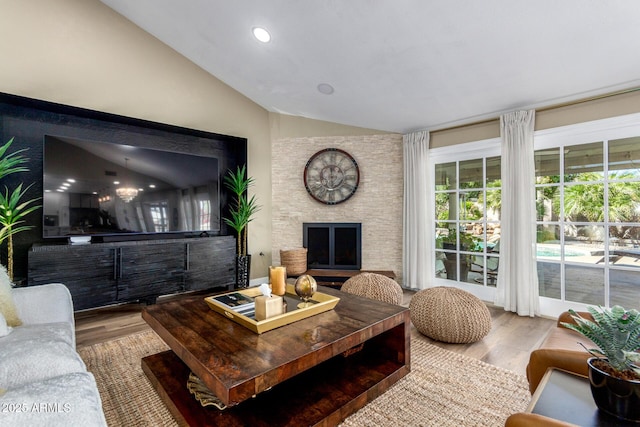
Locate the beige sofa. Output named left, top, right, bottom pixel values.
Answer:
left=0, top=283, right=107, bottom=426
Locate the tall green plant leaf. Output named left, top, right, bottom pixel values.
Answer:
left=0, top=183, right=41, bottom=242
left=0, top=138, right=29, bottom=180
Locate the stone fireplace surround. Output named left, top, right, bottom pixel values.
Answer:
left=271, top=134, right=403, bottom=285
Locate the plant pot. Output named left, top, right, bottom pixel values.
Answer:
left=236, top=255, right=252, bottom=289
left=588, top=357, right=640, bottom=423
left=442, top=258, right=469, bottom=282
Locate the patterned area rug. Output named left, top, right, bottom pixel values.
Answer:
left=79, top=329, right=531, bottom=426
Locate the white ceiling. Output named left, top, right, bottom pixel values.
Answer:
left=100, top=0, right=640, bottom=133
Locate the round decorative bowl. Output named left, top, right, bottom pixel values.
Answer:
left=294, top=274, right=317, bottom=308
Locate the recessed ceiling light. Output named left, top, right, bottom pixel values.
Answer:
left=317, top=83, right=335, bottom=95
left=252, top=27, right=271, bottom=43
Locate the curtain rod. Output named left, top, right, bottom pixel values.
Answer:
left=431, top=86, right=640, bottom=134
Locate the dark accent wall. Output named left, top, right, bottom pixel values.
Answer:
left=0, top=92, right=247, bottom=281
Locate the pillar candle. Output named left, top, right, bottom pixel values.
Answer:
left=269, top=266, right=287, bottom=296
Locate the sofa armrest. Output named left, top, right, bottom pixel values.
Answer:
left=505, top=412, right=577, bottom=427
left=12, top=283, right=75, bottom=339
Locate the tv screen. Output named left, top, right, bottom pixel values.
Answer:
left=43, top=135, right=220, bottom=239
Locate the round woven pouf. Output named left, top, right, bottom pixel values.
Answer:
left=410, top=286, right=491, bottom=343
left=341, top=273, right=403, bottom=305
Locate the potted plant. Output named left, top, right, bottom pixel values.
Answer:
left=223, top=165, right=260, bottom=288
left=562, top=305, right=640, bottom=422
left=0, top=138, right=40, bottom=282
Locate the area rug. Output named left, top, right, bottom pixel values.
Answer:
left=78, top=330, right=531, bottom=427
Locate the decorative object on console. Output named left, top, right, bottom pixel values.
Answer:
left=269, top=266, right=287, bottom=296
left=562, top=305, right=640, bottom=422
left=223, top=165, right=261, bottom=288
left=341, top=272, right=403, bottom=305
left=304, top=148, right=359, bottom=205
left=0, top=137, right=41, bottom=281
left=410, top=286, right=491, bottom=344
left=254, top=284, right=284, bottom=321
left=279, top=247, right=308, bottom=276
left=294, top=274, right=317, bottom=308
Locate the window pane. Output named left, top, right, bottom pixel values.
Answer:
left=565, top=265, right=604, bottom=305
left=442, top=253, right=459, bottom=281
left=564, top=142, right=604, bottom=182
left=461, top=253, right=476, bottom=285
left=486, top=255, right=499, bottom=287
left=435, top=192, right=457, bottom=221
left=538, top=261, right=561, bottom=298
left=537, top=224, right=560, bottom=244
left=486, top=156, right=501, bottom=187
left=459, top=159, right=483, bottom=189
left=436, top=223, right=457, bottom=250
left=608, top=136, right=640, bottom=178
left=486, top=189, right=501, bottom=221
left=435, top=251, right=447, bottom=278
left=564, top=183, right=604, bottom=222
left=536, top=186, right=560, bottom=221
left=459, top=191, right=482, bottom=220
left=610, top=269, right=640, bottom=307
left=435, top=162, right=457, bottom=190
left=563, top=225, right=604, bottom=264
left=535, top=147, right=560, bottom=183
left=609, top=227, right=640, bottom=268
left=461, top=222, right=482, bottom=252
left=487, top=222, right=500, bottom=246
left=608, top=182, right=640, bottom=222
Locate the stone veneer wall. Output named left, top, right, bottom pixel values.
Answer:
left=271, top=134, right=404, bottom=285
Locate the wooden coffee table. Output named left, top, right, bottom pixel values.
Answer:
left=141, top=286, right=410, bottom=426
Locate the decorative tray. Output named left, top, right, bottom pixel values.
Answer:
left=204, top=284, right=340, bottom=334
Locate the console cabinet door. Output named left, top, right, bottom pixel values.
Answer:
left=117, top=243, right=184, bottom=301
left=185, top=237, right=236, bottom=291
left=28, top=245, right=118, bottom=310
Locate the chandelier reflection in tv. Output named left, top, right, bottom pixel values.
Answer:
left=116, top=158, right=138, bottom=203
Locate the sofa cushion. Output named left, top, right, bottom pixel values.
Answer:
left=0, top=266, right=21, bottom=327
left=0, top=332, right=86, bottom=389
left=0, top=312, right=11, bottom=337
left=1, top=322, right=74, bottom=348
left=0, top=372, right=107, bottom=427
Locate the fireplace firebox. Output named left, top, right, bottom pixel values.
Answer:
left=303, top=223, right=361, bottom=270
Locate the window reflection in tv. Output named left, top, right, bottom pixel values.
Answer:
left=43, top=136, right=220, bottom=239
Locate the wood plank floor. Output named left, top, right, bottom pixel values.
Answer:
left=75, top=289, right=556, bottom=377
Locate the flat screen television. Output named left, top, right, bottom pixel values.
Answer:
left=43, top=135, right=220, bottom=240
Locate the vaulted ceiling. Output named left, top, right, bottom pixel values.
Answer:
left=100, top=1, right=640, bottom=133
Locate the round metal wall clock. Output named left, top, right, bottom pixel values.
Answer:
left=304, top=148, right=360, bottom=205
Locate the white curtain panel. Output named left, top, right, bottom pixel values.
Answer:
left=494, top=110, right=540, bottom=317
left=402, top=130, right=433, bottom=290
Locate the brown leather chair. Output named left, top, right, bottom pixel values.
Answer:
left=505, top=413, right=577, bottom=427
left=505, top=311, right=594, bottom=426
left=526, top=311, right=593, bottom=394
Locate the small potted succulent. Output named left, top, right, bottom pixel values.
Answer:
left=562, top=305, right=640, bottom=422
